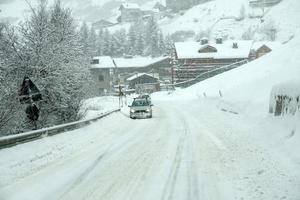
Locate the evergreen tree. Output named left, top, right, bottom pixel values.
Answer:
left=127, top=25, right=137, bottom=55
left=113, top=29, right=127, bottom=57
left=88, top=27, right=97, bottom=57
left=102, top=29, right=112, bottom=56
left=158, top=30, right=166, bottom=55
left=145, top=16, right=160, bottom=57
left=96, top=28, right=104, bottom=56
left=79, top=22, right=90, bottom=56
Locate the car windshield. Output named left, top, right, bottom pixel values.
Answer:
left=132, top=100, right=149, bottom=107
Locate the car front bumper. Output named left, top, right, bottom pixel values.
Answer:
left=130, top=111, right=152, bottom=118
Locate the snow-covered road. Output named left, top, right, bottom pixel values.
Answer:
left=0, top=99, right=299, bottom=200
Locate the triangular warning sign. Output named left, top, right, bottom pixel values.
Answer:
left=19, top=76, right=42, bottom=103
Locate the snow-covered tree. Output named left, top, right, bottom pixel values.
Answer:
left=113, top=29, right=127, bottom=57
left=158, top=30, right=166, bottom=55
left=96, top=28, right=104, bottom=56
left=127, top=25, right=137, bottom=55
left=79, top=22, right=90, bottom=56
left=102, top=29, right=112, bottom=56
left=0, top=0, right=96, bottom=131
left=144, top=16, right=160, bottom=57
left=260, top=20, right=278, bottom=41
left=88, top=27, right=98, bottom=57
left=238, top=5, right=246, bottom=21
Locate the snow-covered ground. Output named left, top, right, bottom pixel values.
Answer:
left=1, top=34, right=300, bottom=198
left=80, top=96, right=120, bottom=119
left=0, top=97, right=299, bottom=200
left=0, top=4, right=300, bottom=198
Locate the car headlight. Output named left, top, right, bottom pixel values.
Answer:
left=130, top=109, right=135, bottom=113
left=146, top=109, right=151, bottom=112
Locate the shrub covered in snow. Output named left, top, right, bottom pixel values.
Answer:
left=269, top=80, right=300, bottom=116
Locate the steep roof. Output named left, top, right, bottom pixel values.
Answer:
left=119, top=2, right=140, bottom=10
left=91, top=56, right=116, bottom=69
left=90, top=56, right=168, bottom=69
left=175, top=40, right=254, bottom=59
left=252, top=41, right=282, bottom=51
left=127, top=73, right=158, bottom=81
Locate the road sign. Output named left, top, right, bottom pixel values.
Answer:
left=19, top=76, right=42, bottom=104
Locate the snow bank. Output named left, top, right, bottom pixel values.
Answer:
left=80, top=96, right=119, bottom=119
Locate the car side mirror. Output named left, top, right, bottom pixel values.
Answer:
left=128, top=105, right=131, bottom=107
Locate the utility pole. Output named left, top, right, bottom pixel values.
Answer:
left=112, top=58, right=124, bottom=108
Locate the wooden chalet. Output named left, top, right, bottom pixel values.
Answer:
left=173, top=38, right=253, bottom=83
left=127, top=73, right=159, bottom=91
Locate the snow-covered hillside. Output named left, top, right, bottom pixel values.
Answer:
left=2, top=0, right=299, bottom=42
left=159, top=0, right=300, bottom=42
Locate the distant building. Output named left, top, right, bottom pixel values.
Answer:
left=127, top=73, right=159, bottom=92
left=153, top=2, right=167, bottom=12
left=119, top=2, right=142, bottom=22
left=173, top=38, right=253, bottom=82
left=249, top=0, right=282, bottom=7
left=251, top=41, right=282, bottom=59
left=92, top=20, right=115, bottom=30
left=118, top=2, right=163, bottom=23
left=166, top=0, right=212, bottom=12
left=90, top=56, right=170, bottom=94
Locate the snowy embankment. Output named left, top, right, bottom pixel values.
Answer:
left=154, top=36, right=300, bottom=163
left=80, top=96, right=120, bottom=119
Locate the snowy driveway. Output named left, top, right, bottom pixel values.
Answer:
left=0, top=99, right=299, bottom=200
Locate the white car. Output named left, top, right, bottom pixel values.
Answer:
left=129, top=98, right=153, bottom=119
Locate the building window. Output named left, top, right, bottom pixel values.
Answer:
left=91, top=59, right=99, bottom=64
left=98, top=74, right=104, bottom=82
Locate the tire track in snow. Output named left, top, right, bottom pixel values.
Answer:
left=161, top=109, right=200, bottom=200
left=58, top=153, right=106, bottom=199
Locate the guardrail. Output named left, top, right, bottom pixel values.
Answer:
left=0, top=109, right=120, bottom=149
left=170, top=59, right=248, bottom=88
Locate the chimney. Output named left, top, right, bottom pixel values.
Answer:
left=216, top=37, right=223, bottom=44
left=232, top=42, right=238, bottom=49
left=200, top=37, right=208, bottom=45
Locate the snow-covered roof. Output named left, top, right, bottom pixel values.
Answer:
left=91, top=56, right=116, bottom=68
left=174, top=40, right=254, bottom=60
left=127, top=73, right=158, bottom=81
left=252, top=41, right=282, bottom=51
left=120, top=2, right=140, bottom=10
left=91, top=56, right=168, bottom=69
